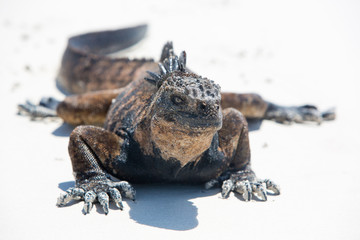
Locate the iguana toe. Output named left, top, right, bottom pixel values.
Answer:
left=97, top=192, right=110, bottom=215
left=56, top=187, right=85, bottom=207
left=83, top=190, right=96, bottom=215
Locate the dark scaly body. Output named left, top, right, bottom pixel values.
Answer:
left=20, top=24, right=333, bottom=214
left=97, top=76, right=228, bottom=183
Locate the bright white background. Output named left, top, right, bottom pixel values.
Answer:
left=0, top=0, right=359, bottom=239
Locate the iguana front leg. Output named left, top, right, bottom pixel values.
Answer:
left=56, top=125, right=135, bottom=214
left=221, top=92, right=335, bottom=124
left=207, top=108, right=280, bottom=201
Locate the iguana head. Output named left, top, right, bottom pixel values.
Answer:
left=144, top=44, right=222, bottom=164
left=145, top=46, right=222, bottom=133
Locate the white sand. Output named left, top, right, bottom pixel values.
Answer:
left=1, top=0, right=360, bottom=239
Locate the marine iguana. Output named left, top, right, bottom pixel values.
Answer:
left=18, top=24, right=335, bottom=215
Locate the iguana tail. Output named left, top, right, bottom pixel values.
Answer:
left=57, top=24, right=156, bottom=94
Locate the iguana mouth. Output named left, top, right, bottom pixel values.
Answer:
left=153, top=112, right=222, bottom=133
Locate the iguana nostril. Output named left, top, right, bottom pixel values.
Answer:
left=199, top=102, right=220, bottom=116
left=200, top=102, right=207, bottom=111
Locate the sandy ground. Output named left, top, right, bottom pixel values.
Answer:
left=1, top=0, right=360, bottom=239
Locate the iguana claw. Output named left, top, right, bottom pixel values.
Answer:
left=207, top=171, right=280, bottom=201
left=56, top=178, right=136, bottom=215
left=265, top=103, right=336, bottom=124
left=18, top=97, right=60, bottom=119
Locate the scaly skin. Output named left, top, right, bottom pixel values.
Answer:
left=58, top=48, right=279, bottom=214
left=17, top=25, right=335, bottom=214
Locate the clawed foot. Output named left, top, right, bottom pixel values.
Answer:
left=265, top=104, right=336, bottom=124
left=221, top=178, right=280, bottom=201
left=18, top=97, right=59, bottom=119
left=205, top=171, right=280, bottom=201
left=56, top=178, right=136, bottom=215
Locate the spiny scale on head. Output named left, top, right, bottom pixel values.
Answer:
left=179, top=51, right=186, bottom=70
left=165, top=75, right=221, bottom=101
left=145, top=42, right=187, bottom=87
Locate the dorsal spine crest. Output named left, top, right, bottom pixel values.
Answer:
left=145, top=42, right=187, bottom=88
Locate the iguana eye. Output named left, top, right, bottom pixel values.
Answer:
left=171, top=95, right=185, bottom=105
